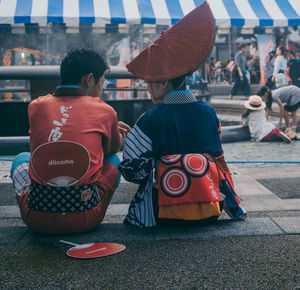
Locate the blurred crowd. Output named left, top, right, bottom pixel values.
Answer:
left=209, top=41, right=300, bottom=88
left=1, top=41, right=300, bottom=102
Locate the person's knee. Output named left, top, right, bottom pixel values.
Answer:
left=10, top=152, right=30, bottom=177
left=103, top=153, right=121, bottom=187
left=103, top=153, right=121, bottom=168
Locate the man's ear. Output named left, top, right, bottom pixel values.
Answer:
left=80, top=73, right=93, bottom=88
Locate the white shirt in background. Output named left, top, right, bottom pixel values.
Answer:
left=243, top=110, right=275, bottom=141
left=273, top=55, right=287, bottom=76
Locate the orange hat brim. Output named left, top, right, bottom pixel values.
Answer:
left=126, top=2, right=215, bottom=82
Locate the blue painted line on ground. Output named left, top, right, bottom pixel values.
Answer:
left=227, top=161, right=300, bottom=164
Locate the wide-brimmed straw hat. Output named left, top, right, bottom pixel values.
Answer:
left=244, top=95, right=266, bottom=111
left=126, top=2, right=215, bottom=82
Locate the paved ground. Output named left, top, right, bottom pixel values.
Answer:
left=1, top=96, right=300, bottom=289
left=1, top=236, right=300, bottom=289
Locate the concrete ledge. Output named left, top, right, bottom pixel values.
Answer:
left=208, top=84, right=263, bottom=96
left=0, top=218, right=285, bottom=245
left=0, top=136, right=30, bottom=155
left=0, top=126, right=251, bottom=155
left=272, top=217, right=300, bottom=234
left=0, top=204, right=130, bottom=218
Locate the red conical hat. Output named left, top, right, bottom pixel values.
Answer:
left=126, top=2, right=215, bottom=82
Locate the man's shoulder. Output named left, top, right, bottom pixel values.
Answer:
left=141, top=104, right=161, bottom=118
left=82, top=97, right=118, bottom=117
left=195, top=100, right=216, bottom=114
left=28, top=94, right=53, bottom=107
left=29, top=95, right=116, bottom=114
left=102, top=100, right=119, bottom=116
left=235, top=51, right=242, bottom=57
left=143, top=101, right=216, bottom=120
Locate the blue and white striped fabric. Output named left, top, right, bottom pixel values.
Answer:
left=0, top=0, right=299, bottom=27
left=119, top=124, right=156, bottom=227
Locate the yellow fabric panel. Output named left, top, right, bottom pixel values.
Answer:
left=159, top=202, right=221, bottom=220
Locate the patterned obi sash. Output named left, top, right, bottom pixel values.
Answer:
left=26, top=180, right=100, bottom=213
left=157, top=153, right=222, bottom=206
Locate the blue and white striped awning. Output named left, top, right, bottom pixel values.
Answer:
left=0, top=0, right=300, bottom=27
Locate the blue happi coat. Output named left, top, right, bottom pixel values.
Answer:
left=119, top=90, right=246, bottom=227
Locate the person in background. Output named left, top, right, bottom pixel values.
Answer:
left=187, top=70, right=201, bottom=91
left=242, top=95, right=291, bottom=143
left=10, top=48, right=131, bottom=234
left=272, top=46, right=288, bottom=86
left=210, top=57, right=217, bottom=84
left=287, top=51, right=300, bottom=88
left=265, top=50, right=275, bottom=89
left=119, top=3, right=246, bottom=228
left=249, top=41, right=259, bottom=60
left=228, top=43, right=250, bottom=99
left=214, top=59, right=223, bottom=83
left=258, top=85, right=300, bottom=140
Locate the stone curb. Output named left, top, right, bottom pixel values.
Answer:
left=0, top=217, right=294, bottom=245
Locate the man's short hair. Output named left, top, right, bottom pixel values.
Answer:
left=269, top=50, right=275, bottom=57
left=60, top=48, right=108, bottom=85
left=239, top=43, right=246, bottom=50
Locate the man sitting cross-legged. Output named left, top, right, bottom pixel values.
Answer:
left=10, top=48, right=130, bottom=234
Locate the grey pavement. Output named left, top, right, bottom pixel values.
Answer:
left=1, top=96, right=300, bottom=289
left=1, top=236, right=299, bottom=289
left=1, top=140, right=300, bottom=241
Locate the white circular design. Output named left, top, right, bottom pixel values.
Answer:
left=161, top=154, right=181, bottom=164
left=162, top=168, right=188, bottom=196
left=183, top=154, right=208, bottom=176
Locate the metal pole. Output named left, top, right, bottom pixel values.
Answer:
left=46, top=24, right=50, bottom=65
left=139, top=24, right=144, bottom=51
left=228, top=27, right=232, bottom=83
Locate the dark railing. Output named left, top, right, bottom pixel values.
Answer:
left=0, top=66, right=135, bottom=99
left=1, top=66, right=299, bottom=155
left=0, top=66, right=134, bottom=80
left=0, top=66, right=144, bottom=136
left=0, top=87, right=30, bottom=93
left=0, top=66, right=211, bottom=136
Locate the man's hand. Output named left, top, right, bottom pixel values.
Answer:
left=118, top=121, right=131, bottom=139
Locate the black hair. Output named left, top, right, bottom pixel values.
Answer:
left=257, top=86, right=273, bottom=110
left=60, top=48, right=108, bottom=85
left=168, top=70, right=196, bottom=91
left=239, top=43, right=246, bottom=50
left=242, top=108, right=251, bottom=119
left=279, top=46, right=285, bottom=55
left=169, top=74, right=187, bottom=91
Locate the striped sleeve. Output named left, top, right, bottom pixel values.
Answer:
left=124, top=175, right=157, bottom=228
left=119, top=123, right=153, bottom=184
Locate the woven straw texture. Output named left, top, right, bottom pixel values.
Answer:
left=126, top=2, right=215, bottom=82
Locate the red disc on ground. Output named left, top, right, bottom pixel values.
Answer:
left=66, top=243, right=126, bottom=259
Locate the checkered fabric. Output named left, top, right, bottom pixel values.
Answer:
left=53, top=86, right=87, bottom=97
left=26, top=181, right=100, bottom=213
left=162, top=90, right=197, bottom=104
left=12, top=163, right=31, bottom=197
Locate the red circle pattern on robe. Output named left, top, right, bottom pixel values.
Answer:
left=157, top=153, right=221, bottom=206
